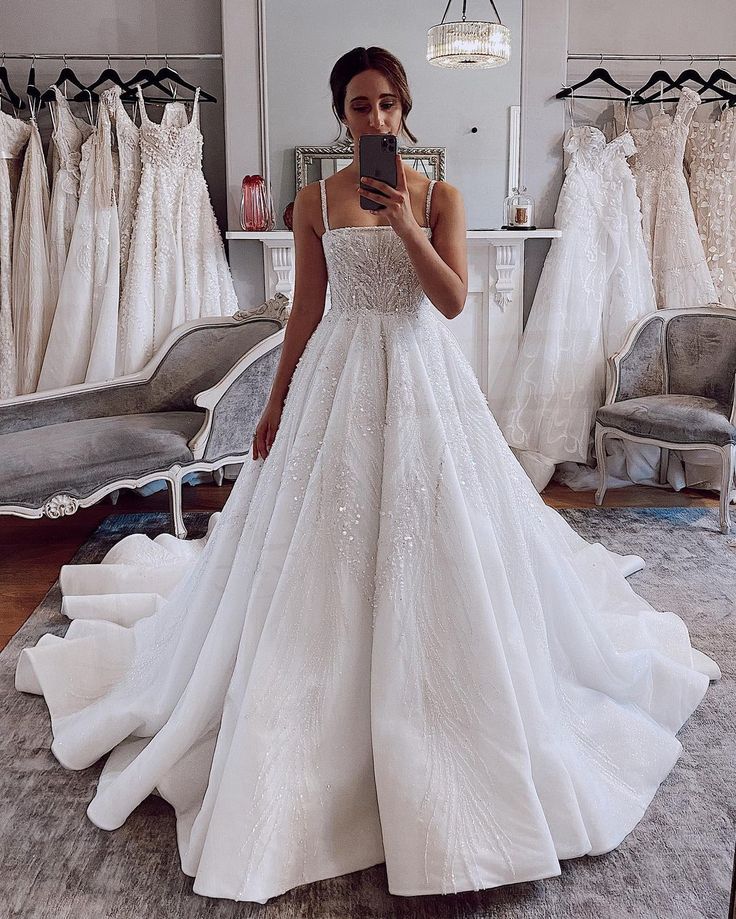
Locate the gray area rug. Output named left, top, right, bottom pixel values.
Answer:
left=1, top=507, right=734, bottom=919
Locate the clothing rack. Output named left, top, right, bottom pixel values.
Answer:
left=0, top=53, right=222, bottom=61
left=568, top=53, right=736, bottom=63
left=558, top=52, right=736, bottom=104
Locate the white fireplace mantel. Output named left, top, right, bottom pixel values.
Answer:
left=226, top=228, right=560, bottom=415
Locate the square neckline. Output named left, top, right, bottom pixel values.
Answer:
left=319, top=177, right=435, bottom=238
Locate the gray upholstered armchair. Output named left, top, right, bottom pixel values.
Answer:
left=0, top=294, right=289, bottom=539
left=594, top=307, right=736, bottom=534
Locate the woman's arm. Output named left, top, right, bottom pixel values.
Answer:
left=359, top=163, right=468, bottom=320
left=264, top=184, right=328, bottom=409
left=399, top=181, right=468, bottom=319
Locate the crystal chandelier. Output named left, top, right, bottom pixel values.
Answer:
left=427, top=0, right=511, bottom=70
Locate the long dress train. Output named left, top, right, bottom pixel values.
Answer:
left=15, top=178, right=719, bottom=904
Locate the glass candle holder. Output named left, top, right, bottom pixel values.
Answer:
left=240, top=175, right=276, bottom=231
left=502, top=186, right=536, bottom=230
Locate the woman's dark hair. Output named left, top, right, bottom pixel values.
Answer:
left=329, top=46, right=418, bottom=144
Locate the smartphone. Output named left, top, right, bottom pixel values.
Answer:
left=359, top=133, right=398, bottom=211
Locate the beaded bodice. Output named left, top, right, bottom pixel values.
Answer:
left=137, top=85, right=202, bottom=172
left=319, top=177, right=435, bottom=317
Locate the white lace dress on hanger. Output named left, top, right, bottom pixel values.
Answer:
left=117, top=86, right=238, bottom=376
left=46, top=86, right=94, bottom=304
left=38, top=86, right=140, bottom=390
left=15, top=176, right=718, bottom=904
left=0, top=110, right=31, bottom=400
left=500, top=126, right=656, bottom=492
left=627, top=87, right=717, bottom=309
left=687, top=106, right=736, bottom=308
left=12, top=116, right=53, bottom=395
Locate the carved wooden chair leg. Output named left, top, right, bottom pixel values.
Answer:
left=594, top=425, right=608, bottom=506
left=167, top=477, right=188, bottom=539
left=659, top=447, right=670, bottom=486
left=719, top=444, right=735, bottom=535
left=212, top=467, right=225, bottom=487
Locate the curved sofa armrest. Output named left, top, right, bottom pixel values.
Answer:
left=0, top=308, right=288, bottom=436
left=604, top=313, right=666, bottom=405
left=189, top=329, right=286, bottom=461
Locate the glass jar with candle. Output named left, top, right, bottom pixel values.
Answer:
left=502, top=186, right=536, bottom=230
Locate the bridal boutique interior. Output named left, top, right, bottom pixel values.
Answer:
left=1, top=1, right=735, bottom=917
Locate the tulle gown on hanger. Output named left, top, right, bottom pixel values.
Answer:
left=16, top=178, right=719, bottom=904
left=116, top=86, right=238, bottom=376
left=46, top=86, right=94, bottom=304
left=500, top=126, right=656, bottom=493
left=12, top=115, right=53, bottom=395
left=38, top=86, right=140, bottom=390
left=0, top=110, right=31, bottom=400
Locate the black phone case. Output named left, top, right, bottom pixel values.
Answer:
left=359, top=134, right=397, bottom=211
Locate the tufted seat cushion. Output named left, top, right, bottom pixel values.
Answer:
left=597, top=395, right=736, bottom=447
left=0, top=411, right=205, bottom=507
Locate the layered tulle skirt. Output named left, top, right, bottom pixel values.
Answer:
left=15, top=302, right=718, bottom=903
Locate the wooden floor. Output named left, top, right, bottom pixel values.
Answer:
left=0, top=480, right=719, bottom=652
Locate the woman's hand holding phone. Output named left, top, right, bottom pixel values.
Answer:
left=358, top=154, right=420, bottom=239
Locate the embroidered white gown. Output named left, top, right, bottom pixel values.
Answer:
left=687, top=106, right=736, bottom=308
left=15, top=178, right=719, bottom=904
left=500, top=127, right=656, bottom=492
left=116, top=87, right=238, bottom=376
left=38, top=86, right=140, bottom=390
left=46, top=86, right=94, bottom=304
left=0, top=110, right=31, bottom=400
left=626, top=87, right=717, bottom=310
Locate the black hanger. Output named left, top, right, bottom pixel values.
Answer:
left=144, top=62, right=216, bottom=102
left=637, top=67, right=734, bottom=104
left=556, top=66, right=632, bottom=101
left=632, top=68, right=676, bottom=102
left=699, top=67, right=736, bottom=103
left=0, top=59, right=25, bottom=109
left=76, top=56, right=130, bottom=101
left=41, top=60, right=93, bottom=103
left=120, top=62, right=176, bottom=103
left=26, top=64, right=46, bottom=111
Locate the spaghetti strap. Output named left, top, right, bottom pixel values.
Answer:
left=424, top=180, right=436, bottom=229
left=136, top=83, right=149, bottom=123
left=191, top=87, right=201, bottom=129
left=319, top=179, right=330, bottom=232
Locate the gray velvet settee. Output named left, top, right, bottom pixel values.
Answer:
left=594, top=307, right=736, bottom=534
left=0, top=294, right=289, bottom=538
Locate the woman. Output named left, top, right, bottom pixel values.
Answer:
left=15, top=47, right=719, bottom=905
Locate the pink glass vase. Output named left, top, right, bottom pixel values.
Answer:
left=240, top=175, right=276, bottom=231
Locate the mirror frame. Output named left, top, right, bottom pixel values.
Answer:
left=295, top=144, right=447, bottom=193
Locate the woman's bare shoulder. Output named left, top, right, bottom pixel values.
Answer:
left=293, top=181, right=323, bottom=235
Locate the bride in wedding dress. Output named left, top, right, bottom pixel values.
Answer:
left=15, top=47, right=720, bottom=905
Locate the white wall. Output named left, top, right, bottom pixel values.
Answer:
left=1, top=0, right=227, bottom=229
left=262, top=0, right=523, bottom=233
